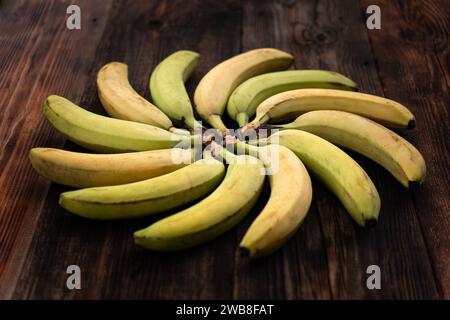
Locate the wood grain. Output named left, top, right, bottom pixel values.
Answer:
left=10, top=0, right=243, bottom=299
left=0, top=0, right=114, bottom=298
left=234, top=0, right=332, bottom=300
left=289, top=0, right=440, bottom=299
left=0, top=0, right=448, bottom=299
left=360, top=0, right=450, bottom=298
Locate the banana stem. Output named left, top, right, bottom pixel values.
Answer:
left=184, top=116, right=204, bottom=130
left=235, top=140, right=252, bottom=154
left=169, top=127, right=191, bottom=136
left=250, top=114, right=270, bottom=128
left=210, top=142, right=236, bottom=163
left=207, top=115, right=228, bottom=131
left=236, top=112, right=249, bottom=127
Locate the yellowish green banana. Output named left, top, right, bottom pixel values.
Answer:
left=150, top=50, right=202, bottom=129
left=134, top=151, right=265, bottom=250
left=278, top=110, right=426, bottom=187
left=249, top=88, right=415, bottom=129
left=194, top=48, right=293, bottom=130
left=59, top=158, right=225, bottom=220
left=29, top=147, right=193, bottom=188
left=262, top=130, right=380, bottom=227
left=238, top=144, right=313, bottom=258
left=43, top=95, right=191, bottom=153
left=227, top=70, right=357, bottom=126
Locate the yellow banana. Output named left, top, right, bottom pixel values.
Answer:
left=97, top=62, right=186, bottom=133
left=249, top=88, right=415, bottom=129
left=43, top=95, right=191, bottom=153
left=194, top=48, right=293, bottom=130
left=278, top=110, right=426, bottom=187
left=227, top=70, right=357, bottom=126
left=134, top=152, right=265, bottom=251
left=238, top=144, right=313, bottom=258
left=59, top=158, right=225, bottom=220
left=263, top=130, right=380, bottom=227
left=150, top=50, right=202, bottom=129
left=29, top=147, right=193, bottom=187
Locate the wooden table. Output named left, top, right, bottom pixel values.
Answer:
left=0, top=0, right=448, bottom=299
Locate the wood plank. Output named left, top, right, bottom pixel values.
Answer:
left=283, top=0, right=439, bottom=299
left=234, top=0, right=332, bottom=300
left=12, top=0, right=242, bottom=299
left=0, top=0, right=114, bottom=298
left=360, top=0, right=450, bottom=298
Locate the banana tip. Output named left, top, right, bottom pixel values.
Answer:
left=58, top=196, right=64, bottom=207
left=408, top=180, right=423, bottom=190
left=407, top=120, right=416, bottom=129
left=364, top=218, right=377, bottom=229
left=239, top=246, right=250, bottom=259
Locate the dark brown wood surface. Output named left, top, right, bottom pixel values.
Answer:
left=0, top=0, right=448, bottom=299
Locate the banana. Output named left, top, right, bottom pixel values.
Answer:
left=238, top=144, right=313, bottom=258
left=261, top=130, right=380, bottom=227
left=248, top=88, right=415, bottom=129
left=227, top=70, right=357, bottom=126
left=133, top=150, right=265, bottom=251
left=97, top=62, right=188, bottom=134
left=150, top=50, right=202, bottom=129
left=29, top=147, right=193, bottom=188
left=59, top=158, right=225, bottom=220
left=44, top=95, right=191, bottom=153
left=194, top=48, right=293, bottom=130
left=277, top=110, right=426, bottom=187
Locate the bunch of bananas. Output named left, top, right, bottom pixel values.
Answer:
left=30, top=48, right=426, bottom=258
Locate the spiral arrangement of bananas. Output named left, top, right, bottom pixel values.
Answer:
left=30, top=48, right=426, bottom=258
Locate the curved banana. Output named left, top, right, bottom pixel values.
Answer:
left=133, top=152, right=265, bottom=251
left=194, top=48, right=293, bottom=130
left=239, top=144, right=313, bottom=258
left=227, top=70, right=357, bottom=126
left=29, top=147, right=193, bottom=188
left=44, top=95, right=191, bottom=153
left=278, top=110, right=426, bottom=187
left=97, top=62, right=186, bottom=134
left=59, top=158, right=225, bottom=220
left=263, top=130, right=380, bottom=227
left=150, top=50, right=202, bottom=129
left=248, top=88, right=415, bottom=129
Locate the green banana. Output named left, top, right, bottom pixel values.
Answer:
left=134, top=151, right=265, bottom=251
left=194, top=48, right=293, bottom=130
left=43, top=95, right=192, bottom=153
left=278, top=110, right=426, bottom=187
left=227, top=70, right=357, bottom=126
left=262, top=130, right=380, bottom=227
left=150, top=50, right=202, bottom=129
left=59, top=158, right=225, bottom=220
left=248, top=88, right=415, bottom=129
left=29, top=147, right=193, bottom=187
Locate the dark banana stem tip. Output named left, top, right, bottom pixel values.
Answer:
left=365, top=219, right=378, bottom=229
left=239, top=247, right=250, bottom=259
